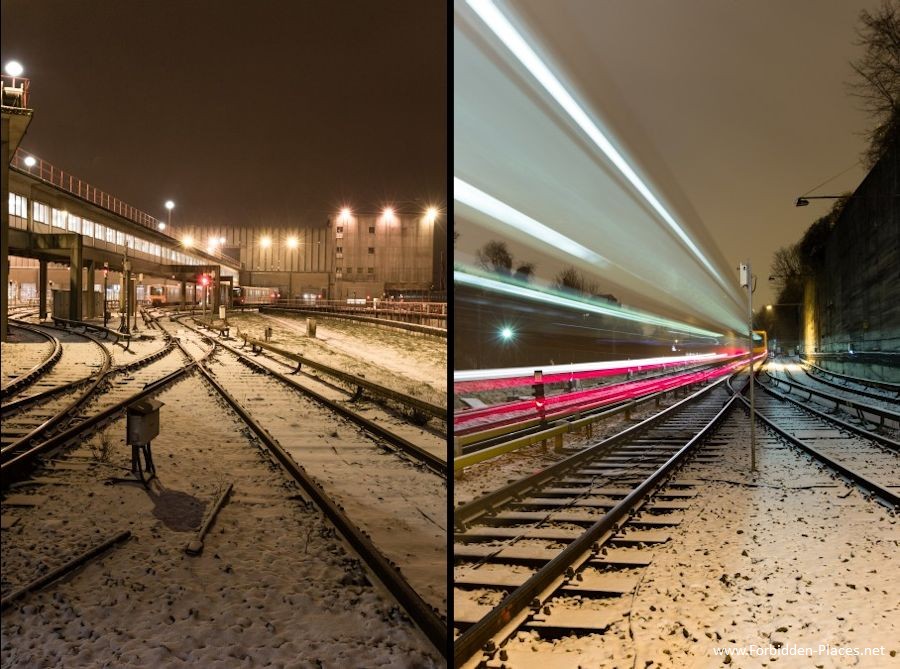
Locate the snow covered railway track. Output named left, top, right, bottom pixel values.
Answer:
left=452, top=376, right=743, bottom=668
left=1, top=323, right=63, bottom=399
left=0, top=338, right=193, bottom=485
left=745, top=377, right=899, bottom=507
left=802, top=359, right=900, bottom=400
left=156, top=318, right=448, bottom=652
left=775, top=362, right=900, bottom=419
left=762, top=364, right=899, bottom=434
left=1, top=372, right=442, bottom=666
left=170, top=315, right=446, bottom=475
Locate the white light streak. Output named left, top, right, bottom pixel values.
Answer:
left=454, top=178, right=609, bottom=266
left=465, top=0, right=730, bottom=292
left=455, top=268, right=723, bottom=338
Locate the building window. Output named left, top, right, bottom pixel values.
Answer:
left=9, top=193, right=28, bottom=218
left=116, top=230, right=125, bottom=246
left=52, top=208, right=67, bottom=229
left=368, top=247, right=375, bottom=254
left=367, top=267, right=374, bottom=275
left=368, top=226, right=375, bottom=234
left=357, top=267, right=363, bottom=274
left=345, top=267, right=353, bottom=274
left=336, top=246, right=342, bottom=253
left=68, top=215, right=81, bottom=234
left=33, top=201, right=49, bottom=223
left=82, top=219, right=94, bottom=237
left=107, top=226, right=116, bottom=243
left=94, top=223, right=105, bottom=240
left=336, top=226, right=343, bottom=233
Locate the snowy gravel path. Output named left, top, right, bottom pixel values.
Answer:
left=493, top=409, right=900, bottom=668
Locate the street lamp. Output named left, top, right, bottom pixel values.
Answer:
left=287, top=236, right=298, bottom=249
left=499, top=326, right=514, bottom=341
left=425, top=206, right=439, bottom=224
left=4, top=61, right=23, bottom=77
left=260, top=236, right=272, bottom=249
left=23, top=155, right=36, bottom=168
left=165, top=200, right=175, bottom=229
left=182, top=235, right=193, bottom=248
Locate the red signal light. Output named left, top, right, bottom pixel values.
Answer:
left=199, top=275, right=209, bottom=286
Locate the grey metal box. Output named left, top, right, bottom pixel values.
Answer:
left=127, top=399, right=164, bottom=444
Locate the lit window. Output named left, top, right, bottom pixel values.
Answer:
left=8, top=193, right=27, bottom=218
left=82, top=219, right=94, bottom=237
left=33, top=202, right=49, bottom=223
left=52, top=208, right=67, bottom=229
left=116, top=231, right=125, bottom=246
left=94, top=223, right=105, bottom=240
left=68, top=215, right=81, bottom=234
left=107, top=227, right=116, bottom=243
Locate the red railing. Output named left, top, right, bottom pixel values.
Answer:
left=9, top=147, right=233, bottom=265
left=1, top=75, right=30, bottom=109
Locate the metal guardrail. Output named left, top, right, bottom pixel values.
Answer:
left=453, top=391, right=677, bottom=471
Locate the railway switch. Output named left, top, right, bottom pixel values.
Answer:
left=125, top=399, right=164, bottom=484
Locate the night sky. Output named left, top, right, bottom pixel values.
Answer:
left=1, top=0, right=446, bottom=228
left=456, top=0, right=879, bottom=307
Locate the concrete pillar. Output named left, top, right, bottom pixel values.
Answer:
left=69, top=237, right=83, bottom=321
left=38, top=259, right=48, bottom=320
left=180, top=280, right=186, bottom=310
left=85, top=260, right=96, bottom=319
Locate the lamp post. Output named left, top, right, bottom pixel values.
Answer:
left=164, top=200, right=175, bottom=231
left=103, top=262, right=109, bottom=327
left=740, top=261, right=756, bottom=472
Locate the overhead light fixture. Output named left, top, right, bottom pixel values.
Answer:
left=260, top=236, right=272, bottom=248
left=4, top=61, right=23, bottom=77
left=23, top=155, right=36, bottom=167
left=157, top=222, right=166, bottom=231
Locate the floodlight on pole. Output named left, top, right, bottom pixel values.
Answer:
left=4, top=61, right=23, bottom=77
left=382, top=207, right=395, bottom=220
left=340, top=207, right=352, bottom=222
left=287, top=236, right=298, bottom=249
left=260, top=236, right=272, bottom=249
left=425, top=206, right=439, bottom=224
left=164, top=200, right=175, bottom=230
left=499, top=326, right=514, bottom=341
left=23, top=155, right=36, bottom=168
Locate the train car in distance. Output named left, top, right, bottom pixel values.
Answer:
left=232, top=286, right=278, bottom=306
left=148, top=285, right=168, bottom=306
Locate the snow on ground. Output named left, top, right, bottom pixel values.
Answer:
left=1, top=374, right=442, bottom=668
left=227, top=311, right=446, bottom=408
left=496, top=411, right=899, bottom=668
left=1, top=334, right=52, bottom=384
left=454, top=397, right=678, bottom=506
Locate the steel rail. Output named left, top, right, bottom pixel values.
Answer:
left=758, top=371, right=900, bottom=450
left=232, top=331, right=446, bottom=421
left=1, top=341, right=204, bottom=485
left=1, top=338, right=176, bottom=417
left=736, top=381, right=899, bottom=507
left=762, top=367, right=899, bottom=428
left=777, top=366, right=900, bottom=425
left=454, top=375, right=728, bottom=530
left=173, top=316, right=447, bottom=476
left=1, top=323, right=63, bottom=398
left=795, top=361, right=900, bottom=402
left=260, top=305, right=447, bottom=337
left=453, top=379, right=742, bottom=667
left=173, top=336, right=448, bottom=656
left=800, top=359, right=900, bottom=395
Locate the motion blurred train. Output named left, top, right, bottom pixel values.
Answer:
left=752, top=330, right=768, bottom=358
